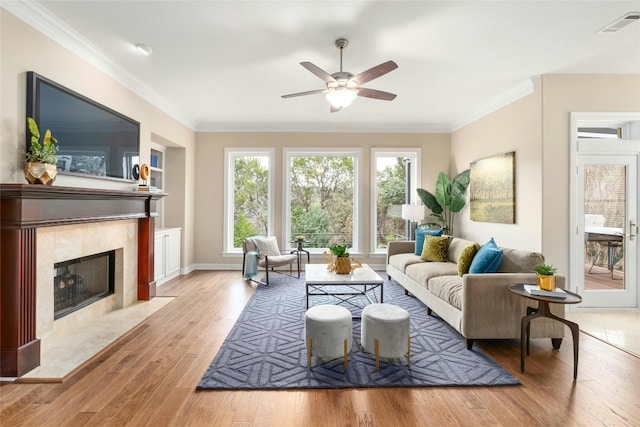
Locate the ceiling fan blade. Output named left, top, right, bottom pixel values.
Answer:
left=281, top=89, right=327, bottom=99
left=357, top=87, right=397, bottom=101
left=351, top=60, right=398, bottom=85
left=300, top=62, right=336, bottom=83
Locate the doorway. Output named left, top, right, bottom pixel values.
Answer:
left=571, top=113, right=639, bottom=309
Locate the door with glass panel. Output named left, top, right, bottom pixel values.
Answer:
left=577, top=155, right=638, bottom=307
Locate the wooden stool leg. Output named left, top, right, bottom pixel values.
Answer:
left=343, top=339, right=348, bottom=372
left=407, top=335, right=411, bottom=367
left=307, top=337, right=312, bottom=369
left=375, top=338, right=380, bottom=371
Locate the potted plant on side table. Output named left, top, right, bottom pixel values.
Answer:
left=24, top=117, right=59, bottom=185
left=534, top=264, right=557, bottom=291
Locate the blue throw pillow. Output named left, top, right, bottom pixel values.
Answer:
left=414, top=227, right=444, bottom=255
left=468, top=238, right=503, bottom=273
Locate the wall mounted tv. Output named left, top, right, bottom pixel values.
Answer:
left=26, top=71, right=140, bottom=182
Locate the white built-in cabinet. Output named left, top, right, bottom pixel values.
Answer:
left=154, top=227, right=181, bottom=285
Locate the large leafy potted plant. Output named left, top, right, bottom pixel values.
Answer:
left=24, top=117, right=59, bottom=185
left=416, top=169, right=470, bottom=236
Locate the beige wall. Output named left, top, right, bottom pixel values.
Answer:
left=452, top=74, right=640, bottom=279
left=0, top=10, right=196, bottom=269
left=193, top=132, right=451, bottom=267
left=540, top=74, right=640, bottom=279
left=452, top=78, right=543, bottom=251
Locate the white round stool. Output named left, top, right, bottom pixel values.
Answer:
left=361, top=303, right=410, bottom=371
left=304, top=304, right=352, bottom=371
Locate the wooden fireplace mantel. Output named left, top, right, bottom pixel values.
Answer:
left=0, top=184, right=167, bottom=377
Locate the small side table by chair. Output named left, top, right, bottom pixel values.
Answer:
left=290, top=239, right=311, bottom=265
left=508, top=283, right=582, bottom=379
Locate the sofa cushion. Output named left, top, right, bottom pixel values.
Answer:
left=388, top=253, right=424, bottom=273
left=405, top=262, right=458, bottom=288
left=421, top=235, right=450, bottom=262
left=496, top=248, right=545, bottom=273
left=457, top=243, right=481, bottom=276
left=427, top=275, right=464, bottom=310
left=414, top=227, right=443, bottom=255
left=447, top=237, right=479, bottom=263
left=469, top=238, right=503, bottom=273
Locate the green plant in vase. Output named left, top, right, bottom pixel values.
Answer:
left=329, top=245, right=349, bottom=258
left=329, top=245, right=351, bottom=274
left=24, top=117, right=59, bottom=185
left=534, top=264, right=557, bottom=291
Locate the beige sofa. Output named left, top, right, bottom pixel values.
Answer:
left=386, top=238, right=565, bottom=350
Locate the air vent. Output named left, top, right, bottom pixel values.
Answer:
left=598, top=12, right=640, bottom=34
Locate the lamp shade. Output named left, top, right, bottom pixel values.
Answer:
left=401, top=204, right=425, bottom=221
left=325, top=88, right=357, bottom=109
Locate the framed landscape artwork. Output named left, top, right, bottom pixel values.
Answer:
left=470, top=151, right=515, bottom=224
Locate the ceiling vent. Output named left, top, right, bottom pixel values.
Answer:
left=598, top=12, right=640, bottom=33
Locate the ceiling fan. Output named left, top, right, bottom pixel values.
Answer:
left=281, top=38, right=398, bottom=112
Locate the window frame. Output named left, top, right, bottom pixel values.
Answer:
left=283, top=147, right=363, bottom=254
left=223, top=147, right=275, bottom=254
left=370, top=148, right=422, bottom=255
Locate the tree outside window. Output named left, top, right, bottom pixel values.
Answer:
left=225, top=150, right=272, bottom=251
left=376, top=157, right=407, bottom=249
left=372, top=149, right=420, bottom=252
left=287, top=152, right=357, bottom=250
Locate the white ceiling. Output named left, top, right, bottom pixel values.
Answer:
left=6, top=1, right=640, bottom=132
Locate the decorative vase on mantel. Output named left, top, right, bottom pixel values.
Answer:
left=24, top=162, right=57, bottom=185
left=24, top=117, right=59, bottom=185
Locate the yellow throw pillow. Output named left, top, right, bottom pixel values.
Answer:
left=421, top=235, right=450, bottom=262
left=457, top=243, right=481, bottom=276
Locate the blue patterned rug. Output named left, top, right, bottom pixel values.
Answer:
left=197, top=273, right=520, bottom=390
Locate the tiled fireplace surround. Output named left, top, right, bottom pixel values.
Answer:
left=0, top=185, right=166, bottom=377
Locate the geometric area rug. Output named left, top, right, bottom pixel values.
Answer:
left=197, top=273, right=520, bottom=390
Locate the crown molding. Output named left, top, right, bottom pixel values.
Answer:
left=450, top=77, right=536, bottom=131
left=196, top=121, right=452, bottom=133
left=2, top=0, right=197, bottom=130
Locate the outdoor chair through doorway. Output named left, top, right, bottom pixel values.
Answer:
left=242, top=236, right=300, bottom=285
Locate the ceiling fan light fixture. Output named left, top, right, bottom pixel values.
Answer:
left=325, top=88, right=357, bottom=109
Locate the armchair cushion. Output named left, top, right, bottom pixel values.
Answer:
left=253, top=236, right=281, bottom=257
left=257, top=254, right=298, bottom=267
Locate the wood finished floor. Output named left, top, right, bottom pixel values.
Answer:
left=1, top=270, right=639, bottom=427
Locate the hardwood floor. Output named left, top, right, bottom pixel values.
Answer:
left=1, top=270, right=639, bottom=426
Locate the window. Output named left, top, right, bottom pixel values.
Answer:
left=224, top=148, right=274, bottom=252
left=284, top=148, right=362, bottom=253
left=371, top=149, right=421, bottom=254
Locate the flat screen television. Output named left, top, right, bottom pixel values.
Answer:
left=26, top=71, right=140, bottom=182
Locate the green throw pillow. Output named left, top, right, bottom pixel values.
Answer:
left=457, top=243, right=480, bottom=276
left=421, top=235, right=450, bottom=262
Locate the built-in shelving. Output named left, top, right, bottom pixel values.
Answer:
left=150, top=148, right=164, bottom=190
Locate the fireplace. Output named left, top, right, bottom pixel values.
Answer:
left=54, top=251, right=115, bottom=320
left=1, top=184, right=166, bottom=377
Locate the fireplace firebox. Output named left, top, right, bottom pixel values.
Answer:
left=54, top=251, right=115, bottom=320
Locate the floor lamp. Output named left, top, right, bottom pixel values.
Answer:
left=401, top=204, right=425, bottom=240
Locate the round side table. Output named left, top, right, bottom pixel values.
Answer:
left=290, top=239, right=310, bottom=264
left=508, top=283, right=582, bottom=379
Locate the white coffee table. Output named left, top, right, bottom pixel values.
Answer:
left=305, top=263, right=384, bottom=313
